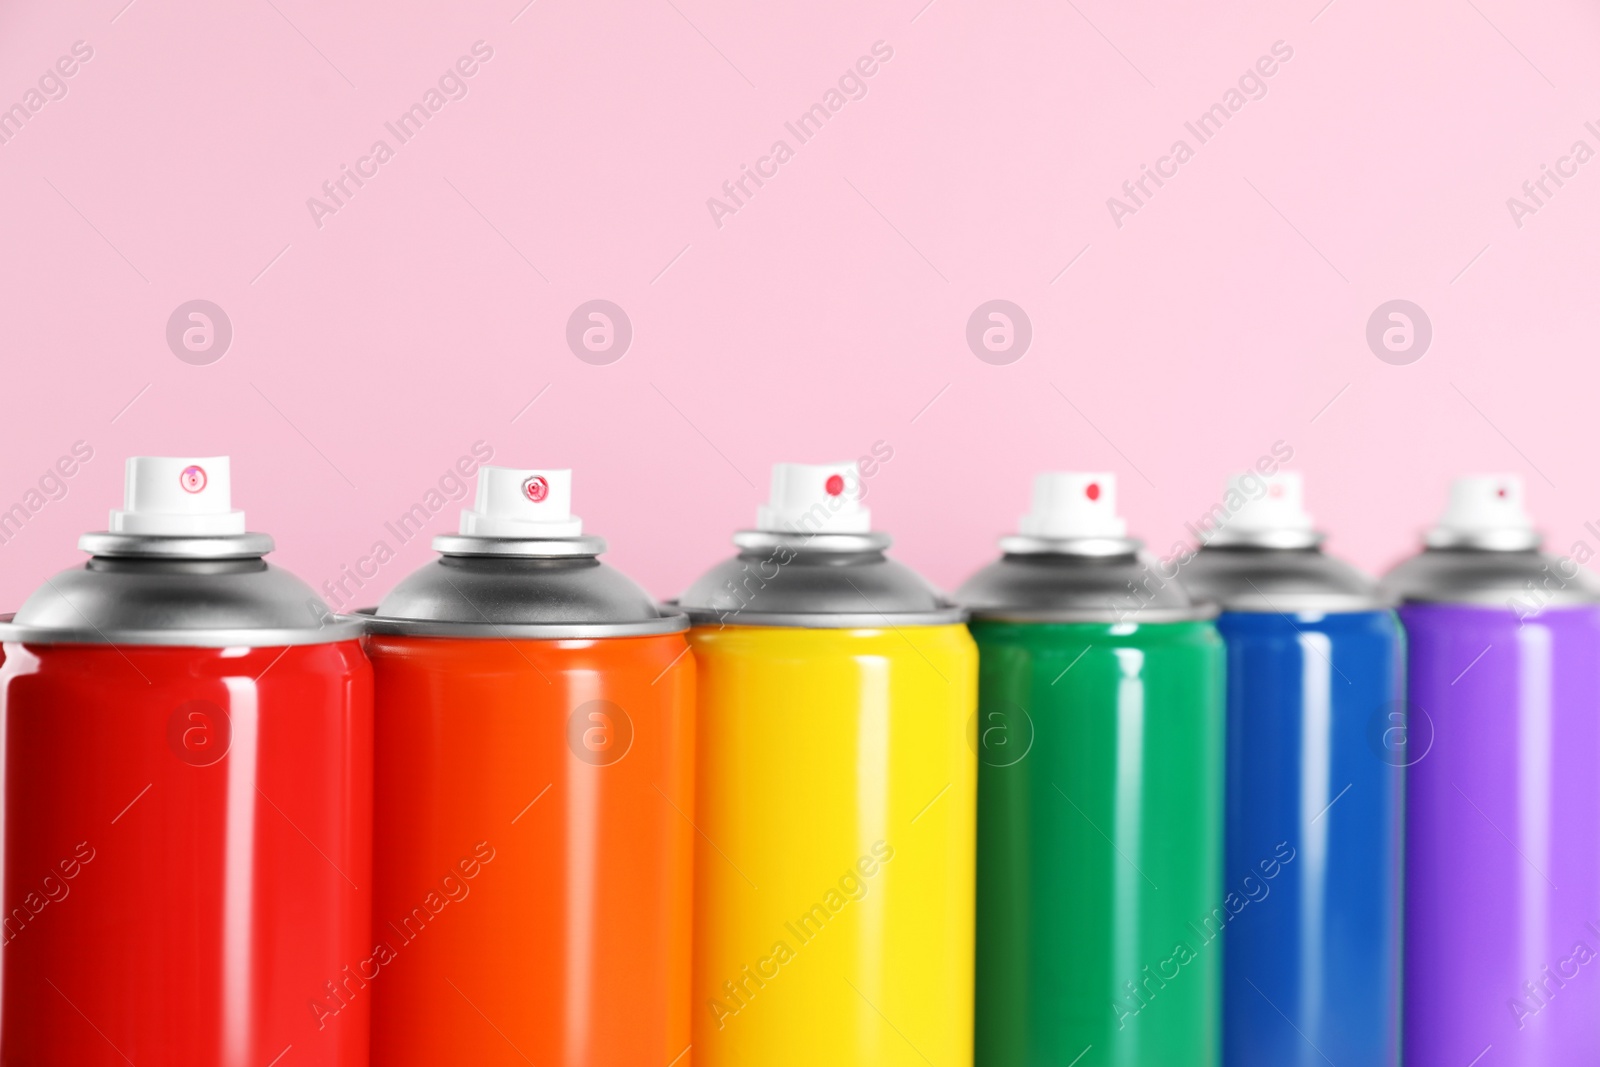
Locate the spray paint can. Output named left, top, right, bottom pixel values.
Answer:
left=959, top=472, right=1224, bottom=1067
left=1385, top=476, right=1600, bottom=1065
left=362, top=467, right=694, bottom=1067
left=679, top=461, right=977, bottom=1067
left=1182, top=472, right=1403, bottom=1067
left=0, top=456, right=372, bottom=1066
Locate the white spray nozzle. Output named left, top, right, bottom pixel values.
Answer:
left=756, top=462, right=870, bottom=534
left=1210, top=470, right=1314, bottom=538
left=1434, top=474, right=1532, bottom=537
left=1019, top=472, right=1127, bottom=539
left=110, top=456, right=245, bottom=535
left=460, top=467, right=583, bottom=538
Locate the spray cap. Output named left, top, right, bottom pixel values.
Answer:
left=109, top=457, right=246, bottom=535
left=756, top=462, right=870, bottom=534
left=459, top=467, right=583, bottom=538
left=1430, top=475, right=1534, bottom=543
left=1018, top=472, right=1127, bottom=539
left=1217, top=471, right=1314, bottom=535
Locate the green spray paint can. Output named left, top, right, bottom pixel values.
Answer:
left=959, top=472, right=1224, bottom=1067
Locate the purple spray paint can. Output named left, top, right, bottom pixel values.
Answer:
left=1385, top=476, right=1600, bottom=1065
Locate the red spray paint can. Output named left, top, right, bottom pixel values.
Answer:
left=0, top=456, right=373, bottom=1066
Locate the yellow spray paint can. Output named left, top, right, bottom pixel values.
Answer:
left=679, top=461, right=977, bottom=1067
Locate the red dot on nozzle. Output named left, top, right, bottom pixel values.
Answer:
left=1085, top=482, right=1101, bottom=502
left=523, top=476, right=550, bottom=503
left=825, top=474, right=845, bottom=496
left=1497, top=487, right=1508, bottom=499
left=179, top=465, right=207, bottom=494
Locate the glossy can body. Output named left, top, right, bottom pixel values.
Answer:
left=689, top=624, right=977, bottom=1067
left=1401, top=603, right=1600, bottom=1065
left=366, top=632, right=695, bottom=1067
left=0, top=640, right=373, bottom=1067
left=972, top=619, right=1224, bottom=1067
left=1218, top=610, right=1404, bottom=1067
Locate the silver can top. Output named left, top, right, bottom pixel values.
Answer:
left=1182, top=538, right=1388, bottom=613
left=956, top=472, right=1214, bottom=623
left=678, top=530, right=963, bottom=628
left=676, top=461, right=962, bottom=627
left=1384, top=547, right=1600, bottom=607
left=957, top=536, right=1215, bottom=623
left=1383, top=474, right=1600, bottom=607
left=0, top=456, right=358, bottom=647
left=1178, top=468, right=1387, bottom=613
left=363, top=467, right=686, bottom=638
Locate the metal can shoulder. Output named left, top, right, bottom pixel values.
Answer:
left=677, top=531, right=965, bottom=628
left=1181, top=545, right=1390, bottom=613
left=1382, top=547, right=1600, bottom=607
left=363, top=535, right=687, bottom=638
left=0, top=555, right=361, bottom=647
left=956, top=537, right=1215, bottom=623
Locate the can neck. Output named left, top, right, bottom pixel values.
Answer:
left=431, top=533, right=607, bottom=559
left=86, top=556, right=269, bottom=576
left=1201, top=529, right=1325, bottom=551
left=732, top=530, right=892, bottom=557
left=433, top=553, right=601, bottom=576
left=997, top=534, right=1142, bottom=559
left=77, top=531, right=274, bottom=560
left=1422, top=529, right=1543, bottom=552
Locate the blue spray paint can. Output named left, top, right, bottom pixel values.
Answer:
left=1182, top=472, right=1403, bottom=1067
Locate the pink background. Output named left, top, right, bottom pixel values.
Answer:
left=2, top=0, right=1597, bottom=611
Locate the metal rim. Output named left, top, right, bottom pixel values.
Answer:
left=1397, top=589, right=1597, bottom=608
left=77, top=531, right=276, bottom=559
left=358, top=607, right=690, bottom=638
left=1200, top=593, right=1393, bottom=614
left=1385, top=544, right=1600, bottom=605
left=0, top=611, right=365, bottom=647
left=966, top=604, right=1219, bottom=624
left=684, top=607, right=966, bottom=629
left=997, top=535, right=1143, bottom=558
left=1201, top=529, right=1325, bottom=550
left=1423, top=528, right=1543, bottom=551
left=730, top=530, right=892, bottom=554
left=431, top=534, right=607, bottom=558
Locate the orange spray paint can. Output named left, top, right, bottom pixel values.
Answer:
left=362, top=467, right=694, bottom=1067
